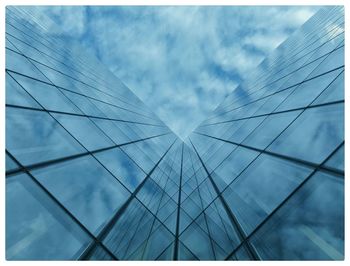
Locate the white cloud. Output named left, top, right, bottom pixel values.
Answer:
left=28, top=6, right=320, bottom=139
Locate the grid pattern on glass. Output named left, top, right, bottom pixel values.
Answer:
left=5, top=6, right=344, bottom=261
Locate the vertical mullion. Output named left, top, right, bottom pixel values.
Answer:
left=173, top=143, right=184, bottom=260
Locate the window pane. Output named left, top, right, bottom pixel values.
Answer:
left=212, top=147, right=259, bottom=191
left=180, top=220, right=215, bottom=260
left=243, top=111, right=301, bottom=150
left=267, top=103, right=344, bottom=164
left=52, top=113, right=114, bottom=151
left=6, top=72, right=40, bottom=108
left=313, top=70, right=344, bottom=105
left=6, top=107, right=85, bottom=165
left=250, top=171, right=344, bottom=260
left=32, top=155, right=131, bottom=234
left=324, top=144, right=344, bottom=172
left=276, top=68, right=343, bottom=111
left=6, top=173, right=91, bottom=260
left=6, top=153, right=19, bottom=172
left=95, top=147, right=146, bottom=191
left=11, top=73, right=82, bottom=114
left=223, top=154, right=313, bottom=234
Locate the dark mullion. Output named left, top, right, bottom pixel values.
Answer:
left=187, top=148, right=219, bottom=259
left=224, top=141, right=344, bottom=260
left=78, top=139, right=177, bottom=260
left=189, top=139, right=260, bottom=260
left=173, top=143, right=184, bottom=260
left=94, top=139, right=176, bottom=241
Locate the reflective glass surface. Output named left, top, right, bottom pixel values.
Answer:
left=6, top=173, right=91, bottom=260
left=32, top=156, right=131, bottom=234
left=6, top=6, right=344, bottom=261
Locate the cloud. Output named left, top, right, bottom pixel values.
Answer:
left=25, top=6, right=320, bottom=139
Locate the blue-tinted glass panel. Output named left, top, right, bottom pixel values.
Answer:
left=6, top=72, right=40, bottom=108
left=212, top=147, right=259, bottom=191
left=32, top=156, right=130, bottom=234
left=243, top=111, right=301, bottom=150
left=6, top=173, right=91, bottom=260
left=11, top=73, right=82, bottom=113
left=180, top=221, right=215, bottom=260
left=223, top=154, right=313, bottom=234
left=276, top=68, right=343, bottom=111
left=52, top=113, right=114, bottom=151
left=267, top=103, right=344, bottom=164
left=95, top=147, right=146, bottom=191
left=6, top=107, right=85, bottom=165
left=313, top=71, right=344, bottom=105
left=6, top=49, right=49, bottom=82
left=250, top=171, right=344, bottom=260
left=324, top=144, right=344, bottom=172
left=6, top=153, right=19, bottom=172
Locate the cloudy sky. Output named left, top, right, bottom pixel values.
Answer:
left=29, top=6, right=319, bottom=139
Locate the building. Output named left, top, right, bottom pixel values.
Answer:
left=5, top=6, right=344, bottom=260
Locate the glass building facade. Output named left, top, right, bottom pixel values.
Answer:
left=5, top=6, right=344, bottom=260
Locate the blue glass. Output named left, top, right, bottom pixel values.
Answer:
left=250, top=171, right=344, bottom=260
left=212, top=147, right=259, bottom=191
left=52, top=113, right=115, bottom=151
left=242, top=111, right=301, bottom=150
left=6, top=107, right=85, bottom=166
left=10, top=72, right=82, bottom=114
left=223, top=154, right=313, bottom=234
left=95, top=147, right=146, bottom=191
left=180, top=219, right=215, bottom=260
left=6, top=49, right=49, bottom=82
left=6, top=72, right=41, bottom=108
left=324, top=144, right=344, bottom=171
left=6, top=173, right=91, bottom=260
left=6, top=153, right=19, bottom=172
left=276, top=68, right=343, bottom=111
left=313, top=70, right=344, bottom=105
left=267, top=103, right=344, bottom=164
left=32, top=155, right=131, bottom=234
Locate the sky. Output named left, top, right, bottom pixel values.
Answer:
left=28, top=6, right=319, bottom=139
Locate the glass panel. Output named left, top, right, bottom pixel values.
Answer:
left=6, top=173, right=91, bottom=260
left=267, top=103, right=344, bottom=164
left=52, top=113, right=114, bottom=151
left=83, top=244, right=114, bottom=260
left=103, top=198, right=155, bottom=259
left=6, top=72, right=40, bottom=108
left=243, top=111, right=301, bottom=150
left=6, top=48, right=49, bottom=82
left=32, top=155, right=130, bottom=234
left=11, top=73, right=82, bottom=113
left=276, top=68, right=343, bottom=111
left=313, top=70, right=344, bottom=105
left=250, top=171, right=344, bottom=260
left=6, top=107, right=85, bottom=165
left=223, top=154, right=313, bottom=235
left=228, top=116, right=265, bottom=143
left=180, top=221, right=215, bottom=260
left=95, top=147, right=146, bottom=192
left=212, top=147, right=259, bottom=191
left=92, top=118, right=130, bottom=144
left=178, top=241, right=199, bottom=260
left=6, top=153, right=19, bottom=172
left=324, top=144, right=344, bottom=172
